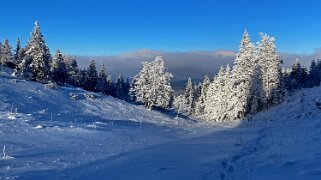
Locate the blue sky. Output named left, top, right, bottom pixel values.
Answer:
left=0, top=0, right=321, bottom=55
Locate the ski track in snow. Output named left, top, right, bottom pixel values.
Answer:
left=1, top=68, right=321, bottom=179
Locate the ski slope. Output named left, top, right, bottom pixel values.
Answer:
left=1, top=68, right=321, bottom=179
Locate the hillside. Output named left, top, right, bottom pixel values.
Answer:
left=1, top=68, right=321, bottom=179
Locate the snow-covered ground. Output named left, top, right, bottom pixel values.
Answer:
left=1, top=68, right=321, bottom=179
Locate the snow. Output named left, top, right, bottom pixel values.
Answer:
left=34, top=125, right=44, bottom=129
left=1, top=67, right=321, bottom=179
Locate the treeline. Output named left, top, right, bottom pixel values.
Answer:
left=170, top=31, right=321, bottom=121
left=0, top=21, right=130, bottom=100
left=283, top=59, right=321, bottom=90
left=1, top=22, right=320, bottom=121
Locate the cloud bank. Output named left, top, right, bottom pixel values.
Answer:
left=75, top=49, right=236, bottom=80
left=74, top=48, right=321, bottom=81
left=279, top=48, right=321, bottom=67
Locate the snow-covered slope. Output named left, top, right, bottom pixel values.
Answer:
left=0, top=68, right=214, bottom=179
left=1, top=68, right=321, bottom=180
left=55, top=87, right=321, bottom=180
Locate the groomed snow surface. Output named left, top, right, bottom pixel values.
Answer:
left=1, top=68, right=321, bottom=180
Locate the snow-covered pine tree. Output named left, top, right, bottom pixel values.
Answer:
left=154, top=57, right=174, bottom=109
left=201, top=31, right=284, bottom=121
left=257, top=33, right=283, bottom=106
left=13, top=38, right=21, bottom=64
left=185, top=77, right=195, bottom=115
left=63, top=55, right=79, bottom=86
left=195, top=75, right=210, bottom=115
left=13, top=47, right=27, bottom=77
left=106, top=75, right=114, bottom=96
left=173, top=94, right=188, bottom=115
left=308, top=60, right=320, bottom=87
left=247, top=62, right=264, bottom=114
left=301, top=67, right=309, bottom=87
left=129, top=77, right=137, bottom=101
left=0, top=39, right=13, bottom=67
left=125, top=78, right=131, bottom=100
left=230, top=30, right=255, bottom=120
left=194, top=82, right=202, bottom=103
left=281, top=67, right=292, bottom=96
left=97, top=64, right=107, bottom=93
left=131, top=61, right=151, bottom=108
left=118, top=77, right=130, bottom=101
left=78, top=68, right=87, bottom=88
left=222, top=65, right=234, bottom=120
left=290, top=59, right=308, bottom=89
left=24, top=21, right=51, bottom=82
left=317, top=60, right=321, bottom=84
left=51, top=50, right=67, bottom=85
left=115, top=74, right=127, bottom=99
left=131, top=56, right=173, bottom=110
left=204, top=66, right=228, bottom=121
left=85, top=59, right=98, bottom=91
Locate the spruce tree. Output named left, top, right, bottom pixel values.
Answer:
left=97, top=64, right=107, bottom=93
left=195, top=75, right=210, bottom=115
left=257, top=33, right=283, bottom=106
left=131, top=56, right=173, bottom=110
left=224, top=65, right=235, bottom=120
left=85, top=59, right=98, bottom=91
left=185, top=77, right=195, bottom=115
left=230, top=30, right=255, bottom=119
left=0, top=43, right=2, bottom=60
left=63, top=55, right=79, bottom=86
left=173, top=94, right=188, bottom=115
left=290, top=59, right=308, bottom=89
left=0, top=39, right=13, bottom=67
left=123, top=78, right=131, bottom=100
left=13, top=47, right=27, bottom=77
left=194, top=82, right=202, bottom=103
left=78, top=68, right=87, bottom=88
left=51, top=50, right=67, bottom=85
left=125, top=78, right=131, bottom=95
left=317, top=59, right=321, bottom=84
left=248, top=63, right=264, bottom=114
left=115, top=74, right=125, bottom=98
left=204, top=66, right=228, bottom=121
left=115, top=74, right=130, bottom=100
left=106, top=75, right=114, bottom=96
left=154, top=57, right=174, bottom=109
left=14, top=38, right=21, bottom=65
left=24, top=21, right=51, bottom=82
left=308, top=60, right=320, bottom=87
